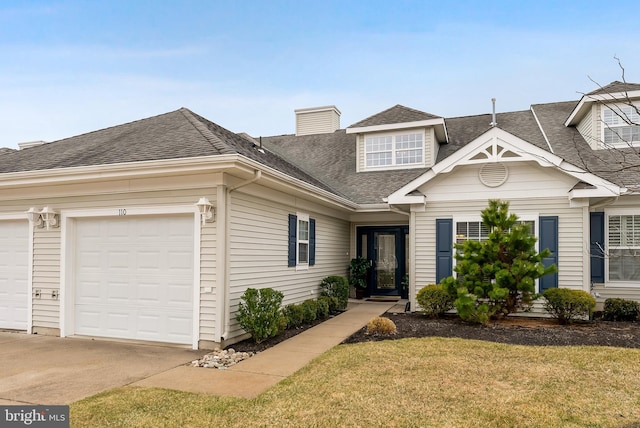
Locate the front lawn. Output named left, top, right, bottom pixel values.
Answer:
left=71, top=338, right=640, bottom=427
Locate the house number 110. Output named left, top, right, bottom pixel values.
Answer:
left=118, top=209, right=127, bottom=216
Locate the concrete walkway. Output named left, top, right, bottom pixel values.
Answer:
left=133, top=300, right=399, bottom=398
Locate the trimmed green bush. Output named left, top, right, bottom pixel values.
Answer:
left=603, top=298, right=640, bottom=321
left=416, top=284, right=455, bottom=317
left=236, top=288, right=286, bottom=343
left=301, top=299, right=318, bottom=323
left=320, top=276, right=349, bottom=311
left=316, top=297, right=330, bottom=319
left=543, top=288, right=596, bottom=325
left=283, top=303, right=304, bottom=328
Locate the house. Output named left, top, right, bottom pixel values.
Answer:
left=1, top=81, right=639, bottom=349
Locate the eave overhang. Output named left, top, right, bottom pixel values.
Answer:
left=346, top=118, right=448, bottom=143
left=565, top=89, right=640, bottom=126
left=0, top=154, right=360, bottom=212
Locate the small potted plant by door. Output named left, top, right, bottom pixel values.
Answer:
left=349, top=257, right=370, bottom=299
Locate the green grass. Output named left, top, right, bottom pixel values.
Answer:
left=71, top=338, right=640, bottom=427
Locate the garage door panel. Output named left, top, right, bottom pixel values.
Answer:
left=74, top=216, right=194, bottom=344
left=0, top=221, right=29, bottom=330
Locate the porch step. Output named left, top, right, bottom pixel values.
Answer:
left=366, top=296, right=401, bottom=302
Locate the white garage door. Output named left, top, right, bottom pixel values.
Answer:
left=0, top=220, right=29, bottom=331
left=74, top=215, right=195, bottom=344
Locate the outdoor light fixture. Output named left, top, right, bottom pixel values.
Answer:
left=26, top=207, right=43, bottom=228
left=195, top=197, right=215, bottom=225
left=26, top=206, right=59, bottom=230
left=39, top=206, right=59, bottom=230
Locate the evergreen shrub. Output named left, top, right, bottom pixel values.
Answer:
left=603, top=298, right=640, bottom=321
left=543, top=288, right=596, bottom=324
left=236, top=288, right=286, bottom=343
left=416, top=284, right=455, bottom=317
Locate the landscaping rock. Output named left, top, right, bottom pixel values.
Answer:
left=191, top=348, right=255, bottom=369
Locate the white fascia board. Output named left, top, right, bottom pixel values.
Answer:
left=433, top=127, right=563, bottom=175
left=386, top=169, right=436, bottom=204
left=569, top=188, right=619, bottom=199
left=387, top=194, right=426, bottom=205
left=0, top=153, right=360, bottom=211
left=346, top=118, right=445, bottom=134
left=0, top=154, right=246, bottom=188
left=565, top=90, right=640, bottom=126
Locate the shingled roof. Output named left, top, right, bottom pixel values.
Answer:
left=261, top=130, right=427, bottom=204
left=348, top=105, right=441, bottom=128
left=2, top=81, right=639, bottom=204
left=0, top=108, right=338, bottom=195
left=587, top=81, right=640, bottom=96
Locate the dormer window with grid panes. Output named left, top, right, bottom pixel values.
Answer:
left=602, top=103, right=640, bottom=147
left=365, top=132, right=423, bottom=168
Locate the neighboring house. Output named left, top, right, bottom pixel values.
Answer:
left=1, top=81, right=639, bottom=349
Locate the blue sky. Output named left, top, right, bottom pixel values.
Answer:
left=1, top=0, right=639, bottom=148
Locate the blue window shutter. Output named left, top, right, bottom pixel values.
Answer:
left=309, top=218, right=316, bottom=266
left=538, top=216, right=558, bottom=292
left=435, top=219, right=453, bottom=283
left=590, top=212, right=605, bottom=283
left=288, top=214, right=297, bottom=267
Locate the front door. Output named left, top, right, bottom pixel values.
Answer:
left=357, top=226, right=408, bottom=298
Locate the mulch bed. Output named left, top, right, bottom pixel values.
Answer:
left=343, top=312, right=640, bottom=348
left=233, top=312, right=640, bottom=353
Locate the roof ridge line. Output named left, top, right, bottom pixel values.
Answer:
left=179, top=108, right=235, bottom=155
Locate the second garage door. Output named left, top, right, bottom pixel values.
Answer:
left=74, top=215, right=195, bottom=344
left=0, top=220, right=29, bottom=331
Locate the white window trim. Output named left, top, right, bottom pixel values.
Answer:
left=600, top=102, right=640, bottom=149
left=296, top=212, right=310, bottom=271
left=363, top=129, right=425, bottom=171
left=452, top=214, right=539, bottom=289
left=604, top=208, right=640, bottom=288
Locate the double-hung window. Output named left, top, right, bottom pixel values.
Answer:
left=297, top=214, right=310, bottom=265
left=602, top=103, right=640, bottom=147
left=288, top=213, right=316, bottom=268
left=365, top=132, right=423, bottom=168
left=608, top=214, right=640, bottom=282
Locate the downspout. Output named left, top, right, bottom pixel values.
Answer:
left=219, top=170, right=262, bottom=342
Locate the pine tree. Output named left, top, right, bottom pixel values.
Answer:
left=441, top=200, right=557, bottom=323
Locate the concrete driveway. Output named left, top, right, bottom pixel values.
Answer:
left=0, top=331, right=201, bottom=405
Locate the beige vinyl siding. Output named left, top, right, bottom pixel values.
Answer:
left=414, top=197, right=586, bottom=296
left=226, top=190, right=350, bottom=341
left=577, top=105, right=597, bottom=149
left=357, top=134, right=365, bottom=172
left=199, top=219, right=217, bottom=342
left=425, top=127, right=435, bottom=167
left=422, top=162, right=579, bottom=202
left=32, top=227, right=60, bottom=329
left=296, top=108, right=340, bottom=136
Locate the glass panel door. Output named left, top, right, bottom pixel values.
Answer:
left=375, top=232, right=397, bottom=293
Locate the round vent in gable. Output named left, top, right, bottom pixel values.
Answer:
left=479, top=163, right=508, bottom=187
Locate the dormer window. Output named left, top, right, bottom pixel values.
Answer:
left=602, top=103, right=640, bottom=147
left=365, top=132, right=424, bottom=168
